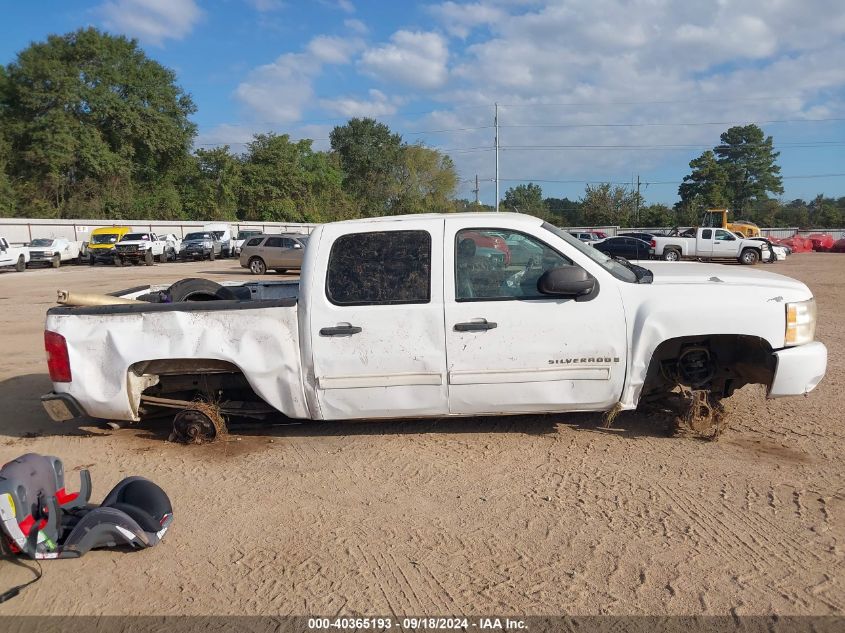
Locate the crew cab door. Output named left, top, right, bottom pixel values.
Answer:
left=695, top=229, right=715, bottom=256
left=444, top=219, right=627, bottom=415
left=712, top=229, right=739, bottom=256
left=309, top=220, right=448, bottom=419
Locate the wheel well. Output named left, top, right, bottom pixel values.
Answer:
left=128, top=358, right=272, bottom=418
left=640, top=335, right=776, bottom=402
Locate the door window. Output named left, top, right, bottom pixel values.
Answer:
left=455, top=228, right=573, bottom=301
left=715, top=229, right=735, bottom=241
left=280, top=238, right=296, bottom=249
left=246, top=237, right=263, bottom=247
left=264, top=237, right=283, bottom=248
left=327, top=230, right=431, bottom=306
left=701, top=229, right=712, bottom=239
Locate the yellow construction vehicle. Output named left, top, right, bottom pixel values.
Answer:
left=701, top=208, right=761, bottom=238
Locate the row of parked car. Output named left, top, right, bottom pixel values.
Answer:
left=568, top=229, right=789, bottom=264
left=0, top=224, right=312, bottom=273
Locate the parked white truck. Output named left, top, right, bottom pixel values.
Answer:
left=26, top=238, right=82, bottom=268
left=112, top=232, right=177, bottom=266
left=0, top=236, right=29, bottom=272
left=652, top=227, right=770, bottom=264
left=41, top=213, right=826, bottom=440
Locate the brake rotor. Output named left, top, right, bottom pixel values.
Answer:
left=170, top=408, right=218, bottom=444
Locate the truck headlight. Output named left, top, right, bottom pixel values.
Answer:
left=785, top=299, right=816, bottom=346
left=203, top=241, right=212, bottom=248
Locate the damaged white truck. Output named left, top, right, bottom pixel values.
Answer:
left=41, top=213, right=827, bottom=441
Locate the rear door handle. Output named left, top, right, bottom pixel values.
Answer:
left=319, top=324, right=362, bottom=337
left=454, top=319, right=497, bottom=332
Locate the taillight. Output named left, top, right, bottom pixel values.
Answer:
left=650, top=239, right=656, bottom=248
left=45, top=331, right=72, bottom=382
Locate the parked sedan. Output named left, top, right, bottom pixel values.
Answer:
left=618, top=231, right=656, bottom=243
left=593, top=236, right=653, bottom=260
left=239, top=233, right=309, bottom=274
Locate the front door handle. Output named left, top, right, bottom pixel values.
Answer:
left=320, top=324, right=362, bottom=337
left=454, top=319, right=497, bottom=332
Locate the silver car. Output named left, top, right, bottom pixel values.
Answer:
left=239, top=233, right=309, bottom=274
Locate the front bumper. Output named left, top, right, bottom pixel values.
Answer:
left=89, top=249, right=119, bottom=263
left=768, top=341, right=827, bottom=398
left=41, top=392, right=84, bottom=422
left=180, top=247, right=210, bottom=258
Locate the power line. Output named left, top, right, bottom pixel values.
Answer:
left=495, top=172, right=845, bottom=186
left=499, top=117, right=845, bottom=130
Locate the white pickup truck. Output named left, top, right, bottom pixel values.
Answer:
left=113, top=232, right=176, bottom=266
left=0, top=236, right=29, bottom=272
left=26, top=238, right=82, bottom=268
left=652, top=227, right=770, bottom=264
left=41, top=213, right=826, bottom=440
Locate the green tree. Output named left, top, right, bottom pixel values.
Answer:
left=544, top=197, right=582, bottom=226
left=391, top=144, right=458, bottom=214
left=239, top=133, right=350, bottom=223
left=329, top=117, right=402, bottom=215
left=715, top=125, right=783, bottom=212
left=678, top=150, right=730, bottom=214
left=580, top=183, right=637, bottom=226
left=679, top=125, right=783, bottom=216
left=502, top=183, right=545, bottom=215
left=2, top=28, right=196, bottom=217
left=809, top=195, right=843, bottom=227
left=181, top=146, right=241, bottom=220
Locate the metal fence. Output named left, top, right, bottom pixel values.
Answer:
left=0, top=218, right=318, bottom=245
left=1, top=217, right=843, bottom=245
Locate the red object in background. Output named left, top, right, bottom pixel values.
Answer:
left=593, top=231, right=608, bottom=239
left=462, top=231, right=512, bottom=264
left=775, top=235, right=814, bottom=253
left=830, top=238, right=845, bottom=253
left=807, top=233, right=835, bottom=251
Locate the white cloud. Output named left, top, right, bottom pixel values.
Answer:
left=427, top=1, right=505, bottom=38
left=245, top=0, right=286, bottom=11
left=344, top=18, right=368, bottom=34
left=98, top=0, right=202, bottom=46
left=307, top=35, right=364, bottom=64
left=360, top=30, right=449, bottom=89
left=419, top=0, right=845, bottom=203
left=320, top=89, right=406, bottom=118
left=234, top=34, right=362, bottom=123
left=319, top=0, right=355, bottom=13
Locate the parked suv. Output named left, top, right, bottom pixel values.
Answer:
left=179, top=231, right=222, bottom=261
left=239, top=233, right=309, bottom=274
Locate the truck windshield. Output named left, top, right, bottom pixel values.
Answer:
left=91, top=233, right=120, bottom=244
left=122, top=233, right=150, bottom=241
left=542, top=222, right=638, bottom=283
left=185, top=232, right=211, bottom=240
left=30, top=238, right=54, bottom=247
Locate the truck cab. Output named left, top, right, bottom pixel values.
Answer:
left=88, top=226, right=131, bottom=265
left=0, top=236, right=29, bottom=272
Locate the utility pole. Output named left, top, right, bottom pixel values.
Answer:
left=472, top=174, right=480, bottom=206
left=494, top=102, right=499, bottom=212
left=635, top=174, right=641, bottom=225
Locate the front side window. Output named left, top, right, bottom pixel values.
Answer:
left=265, top=237, right=283, bottom=248
left=327, top=230, right=431, bottom=306
left=246, top=237, right=263, bottom=247
left=715, top=229, right=735, bottom=241
left=455, top=228, right=574, bottom=301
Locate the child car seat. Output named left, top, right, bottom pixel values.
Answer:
left=0, top=453, right=172, bottom=559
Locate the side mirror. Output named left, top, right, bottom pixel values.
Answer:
left=537, top=266, right=596, bottom=298
left=293, top=243, right=302, bottom=249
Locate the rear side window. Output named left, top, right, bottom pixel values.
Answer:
left=246, top=237, right=263, bottom=247
left=327, top=230, right=431, bottom=306
left=265, top=237, right=283, bottom=248
left=702, top=229, right=712, bottom=239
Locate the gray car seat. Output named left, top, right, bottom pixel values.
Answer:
left=0, top=453, right=172, bottom=559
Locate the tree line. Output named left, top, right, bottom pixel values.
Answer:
left=0, top=28, right=842, bottom=228
left=0, top=29, right=457, bottom=222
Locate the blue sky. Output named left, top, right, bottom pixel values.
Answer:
left=2, top=0, right=845, bottom=207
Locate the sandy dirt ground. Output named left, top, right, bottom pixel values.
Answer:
left=0, top=254, right=842, bottom=617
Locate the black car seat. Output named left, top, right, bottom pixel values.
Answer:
left=0, top=453, right=172, bottom=559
